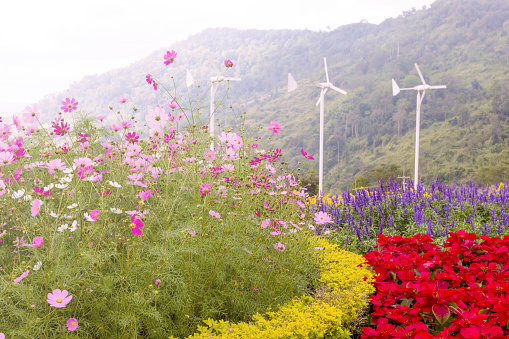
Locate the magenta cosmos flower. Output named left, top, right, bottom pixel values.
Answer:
left=32, top=236, right=43, bottom=248
left=130, top=215, right=144, bottom=236
left=60, top=98, right=78, bottom=113
left=47, top=289, right=72, bottom=308
left=268, top=121, right=281, bottom=134
left=199, top=183, right=211, bottom=196
left=67, top=318, right=78, bottom=331
left=301, top=149, right=314, bottom=160
left=90, top=209, right=100, bottom=221
left=224, top=60, right=233, bottom=68
left=163, top=50, right=177, bottom=65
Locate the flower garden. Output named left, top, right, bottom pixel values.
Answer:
left=1, top=51, right=509, bottom=338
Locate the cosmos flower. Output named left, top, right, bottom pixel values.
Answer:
left=301, top=149, right=314, bottom=160
left=163, top=50, right=177, bottom=65
left=47, top=289, right=72, bottom=308
left=224, top=60, right=233, bottom=68
left=268, top=121, right=281, bottom=134
left=117, top=95, right=129, bottom=104
left=14, top=270, right=30, bottom=283
left=60, top=98, right=78, bottom=113
left=66, top=318, right=78, bottom=331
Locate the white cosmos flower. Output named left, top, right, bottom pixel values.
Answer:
left=23, top=194, right=33, bottom=201
left=67, top=203, right=78, bottom=209
left=84, top=212, right=94, bottom=222
left=33, top=261, right=42, bottom=271
left=44, top=183, right=54, bottom=191
left=110, top=207, right=122, bottom=214
left=108, top=181, right=122, bottom=188
left=70, top=220, right=78, bottom=232
left=59, top=176, right=72, bottom=183
left=55, top=183, right=69, bottom=189
left=62, top=167, right=74, bottom=174
left=11, top=189, right=25, bottom=199
left=49, top=211, right=58, bottom=218
left=63, top=214, right=73, bottom=219
left=57, top=224, right=68, bottom=232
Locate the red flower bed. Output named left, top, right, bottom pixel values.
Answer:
left=361, top=231, right=509, bottom=338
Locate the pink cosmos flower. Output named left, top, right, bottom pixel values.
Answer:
left=268, top=121, right=281, bottom=134
left=0, top=151, right=15, bottom=166
left=90, top=209, right=100, bottom=221
left=32, top=236, right=43, bottom=248
left=261, top=219, right=271, bottom=228
left=31, top=199, right=42, bottom=217
left=25, top=125, right=38, bottom=136
left=110, top=123, right=122, bottom=131
left=46, top=159, right=66, bottom=173
left=224, top=60, right=233, bottom=68
left=199, top=183, right=211, bottom=196
left=273, top=242, right=285, bottom=252
left=14, top=269, right=30, bottom=283
left=126, top=132, right=139, bottom=144
left=0, top=124, right=11, bottom=140
left=301, top=149, right=314, bottom=160
left=117, top=95, right=129, bottom=104
left=130, top=214, right=144, bottom=235
left=163, top=50, right=177, bottom=65
left=60, top=98, right=78, bottom=113
left=67, top=318, right=78, bottom=331
left=22, top=104, right=40, bottom=124
left=167, top=100, right=178, bottom=109
left=146, top=74, right=154, bottom=85
left=95, top=116, right=107, bottom=121
left=209, top=210, right=221, bottom=219
left=47, top=289, right=72, bottom=308
left=204, top=149, right=216, bottom=161
left=13, top=115, right=22, bottom=131
left=120, top=121, right=133, bottom=129
left=0, top=333, right=4, bottom=339
left=149, top=127, right=163, bottom=139
left=314, top=211, right=333, bottom=225
left=146, top=106, right=168, bottom=124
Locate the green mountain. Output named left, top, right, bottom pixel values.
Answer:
left=35, top=0, right=509, bottom=193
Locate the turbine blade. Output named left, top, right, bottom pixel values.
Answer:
left=186, top=69, right=194, bottom=88
left=430, top=85, right=447, bottom=89
left=392, top=79, right=400, bottom=96
left=315, top=89, right=327, bottom=106
left=331, top=85, right=347, bottom=95
left=288, top=73, right=298, bottom=92
left=415, top=63, right=427, bottom=86
left=224, top=77, right=242, bottom=81
left=209, top=53, right=220, bottom=76
left=324, top=58, right=330, bottom=83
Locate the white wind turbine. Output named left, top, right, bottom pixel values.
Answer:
left=392, top=63, right=446, bottom=190
left=186, top=61, right=241, bottom=150
left=288, top=57, right=347, bottom=196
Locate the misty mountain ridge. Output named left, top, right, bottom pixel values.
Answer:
left=27, top=0, right=509, bottom=192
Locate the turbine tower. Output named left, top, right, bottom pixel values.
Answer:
left=392, top=63, right=446, bottom=190
left=186, top=61, right=241, bottom=150
left=289, top=57, right=347, bottom=196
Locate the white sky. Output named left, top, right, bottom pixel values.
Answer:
left=0, top=0, right=435, bottom=115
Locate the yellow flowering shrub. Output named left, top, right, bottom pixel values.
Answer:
left=185, top=236, right=375, bottom=338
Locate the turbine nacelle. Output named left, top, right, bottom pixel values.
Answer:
left=392, top=63, right=446, bottom=96
left=211, top=76, right=225, bottom=83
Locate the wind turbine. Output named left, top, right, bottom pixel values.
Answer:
left=392, top=63, right=446, bottom=190
left=186, top=60, right=241, bottom=150
left=288, top=57, right=347, bottom=196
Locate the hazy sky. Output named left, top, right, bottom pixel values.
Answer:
left=0, top=0, right=435, bottom=114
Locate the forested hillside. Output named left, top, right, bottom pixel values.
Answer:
left=35, top=0, right=509, bottom=193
